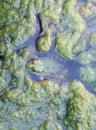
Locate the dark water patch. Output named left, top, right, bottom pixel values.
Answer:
left=0, top=55, right=4, bottom=67
left=37, top=14, right=43, bottom=34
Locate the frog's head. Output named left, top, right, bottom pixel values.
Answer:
left=26, top=58, right=43, bottom=73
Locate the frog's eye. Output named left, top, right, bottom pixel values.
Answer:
left=32, top=67, right=37, bottom=72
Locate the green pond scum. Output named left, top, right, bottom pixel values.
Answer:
left=0, top=0, right=96, bottom=130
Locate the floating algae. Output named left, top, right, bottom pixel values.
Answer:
left=63, top=81, right=96, bottom=130
left=0, top=0, right=96, bottom=130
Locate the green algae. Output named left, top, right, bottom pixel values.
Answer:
left=0, top=0, right=96, bottom=130
left=0, top=47, right=96, bottom=129
left=38, top=120, right=62, bottom=130
left=79, top=1, right=96, bottom=18
left=80, top=66, right=96, bottom=83
left=0, top=73, right=96, bottom=130
left=0, top=0, right=85, bottom=57
left=36, top=35, right=51, bottom=53
left=0, top=79, right=66, bottom=129
left=63, top=81, right=96, bottom=130
left=75, top=49, right=96, bottom=65
left=72, top=40, right=86, bottom=55
left=0, top=1, right=36, bottom=48
left=34, top=0, right=85, bottom=58
left=17, top=46, right=29, bottom=58
left=55, top=0, right=85, bottom=59
left=89, top=33, right=96, bottom=49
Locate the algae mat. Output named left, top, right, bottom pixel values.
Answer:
left=0, top=0, right=96, bottom=130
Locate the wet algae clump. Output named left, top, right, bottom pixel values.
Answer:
left=0, top=0, right=37, bottom=48
left=0, top=0, right=96, bottom=130
left=55, top=0, right=85, bottom=59
left=0, top=77, right=96, bottom=129
left=63, top=81, right=96, bottom=130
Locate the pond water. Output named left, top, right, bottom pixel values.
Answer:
left=15, top=0, right=96, bottom=96
left=1, top=1, right=96, bottom=129
left=18, top=23, right=96, bottom=96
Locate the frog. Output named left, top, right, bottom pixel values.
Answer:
left=26, top=57, right=63, bottom=80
